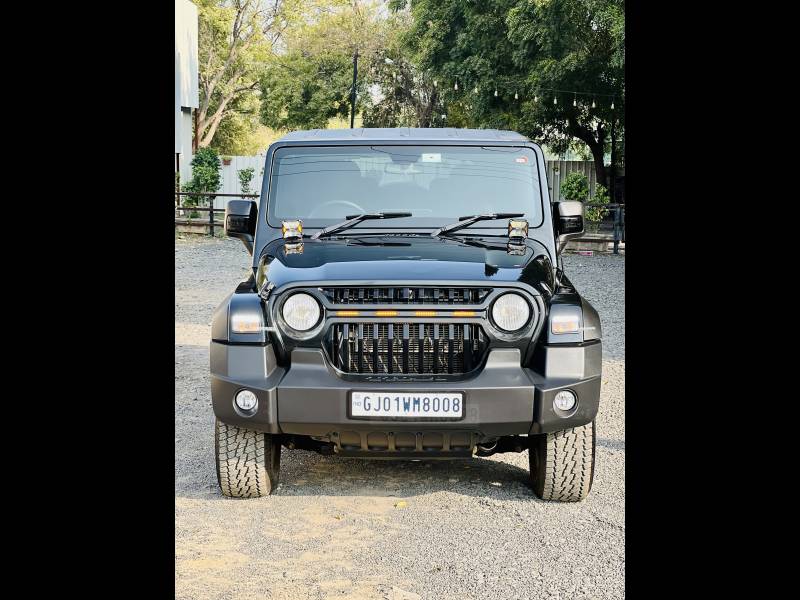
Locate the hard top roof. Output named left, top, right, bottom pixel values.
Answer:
left=273, top=127, right=531, bottom=144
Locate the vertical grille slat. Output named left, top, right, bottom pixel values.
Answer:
left=463, top=324, right=472, bottom=372
left=432, top=324, right=440, bottom=374
left=402, top=323, right=409, bottom=373
left=448, top=324, right=455, bottom=374
left=418, top=323, right=425, bottom=374
left=357, top=324, right=364, bottom=373
left=372, top=325, right=379, bottom=374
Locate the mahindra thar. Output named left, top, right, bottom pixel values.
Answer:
left=212, top=128, right=601, bottom=502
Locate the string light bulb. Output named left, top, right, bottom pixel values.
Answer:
left=573, top=94, right=577, bottom=107
left=473, top=86, right=478, bottom=94
left=433, top=79, right=438, bottom=87
left=611, top=100, right=615, bottom=109
left=494, top=89, right=498, bottom=97
left=514, top=91, right=518, bottom=100
left=534, top=94, right=538, bottom=103
left=592, top=99, right=596, bottom=108
left=454, top=81, right=458, bottom=91
left=553, top=95, right=557, bottom=105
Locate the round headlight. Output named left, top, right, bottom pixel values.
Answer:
left=282, top=293, right=321, bottom=331
left=491, top=293, right=531, bottom=332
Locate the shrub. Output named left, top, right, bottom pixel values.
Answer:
left=183, top=147, right=221, bottom=207
left=238, top=167, right=255, bottom=195
left=586, top=184, right=611, bottom=226
left=560, top=172, right=589, bottom=202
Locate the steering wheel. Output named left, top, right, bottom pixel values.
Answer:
left=307, top=200, right=365, bottom=218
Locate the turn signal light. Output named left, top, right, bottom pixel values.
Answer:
left=375, top=310, right=399, bottom=317
left=336, top=310, right=360, bottom=317
left=414, top=310, right=437, bottom=317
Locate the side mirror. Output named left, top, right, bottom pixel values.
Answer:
left=554, top=200, right=584, bottom=255
left=225, top=200, right=258, bottom=255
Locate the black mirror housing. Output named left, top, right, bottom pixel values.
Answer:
left=553, top=200, right=585, bottom=254
left=225, top=200, right=258, bottom=254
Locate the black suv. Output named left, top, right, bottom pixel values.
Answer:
left=212, top=128, right=601, bottom=501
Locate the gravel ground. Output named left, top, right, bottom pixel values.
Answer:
left=176, top=236, right=625, bottom=600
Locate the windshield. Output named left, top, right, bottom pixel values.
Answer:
left=266, top=145, right=542, bottom=230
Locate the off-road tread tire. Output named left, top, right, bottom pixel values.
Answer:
left=215, top=419, right=280, bottom=498
left=530, top=420, right=595, bottom=502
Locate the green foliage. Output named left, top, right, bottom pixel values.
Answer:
left=361, top=10, right=445, bottom=128
left=260, top=51, right=356, bottom=130
left=238, top=167, right=255, bottom=195
left=182, top=147, right=221, bottom=207
left=399, top=0, right=624, bottom=178
left=560, top=172, right=589, bottom=202
left=209, top=92, right=264, bottom=155
left=260, top=0, right=389, bottom=131
left=586, top=183, right=610, bottom=224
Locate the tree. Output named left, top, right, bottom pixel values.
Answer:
left=259, top=0, right=390, bottom=131
left=396, top=0, right=624, bottom=185
left=361, top=11, right=445, bottom=128
left=260, top=50, right=356, bottom=130
left=197, top=0, right=297, bottom=148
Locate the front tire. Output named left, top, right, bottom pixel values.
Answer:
left=529, top=420, right=596, bottom=502
left=215, top=419, right=281, bottom=498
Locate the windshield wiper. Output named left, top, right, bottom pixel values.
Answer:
left=430, top=213, right=524, bottom=237
left=310, top=212, right=412, bottom=239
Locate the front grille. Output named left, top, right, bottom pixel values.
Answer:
left=321, top=286, right=491, bottom=305
left=327, top=322, right=487, bottom=375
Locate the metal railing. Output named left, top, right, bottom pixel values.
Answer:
left=584, top=202, right=625, bottom=254
left=175, top=192, right=258, bottom=237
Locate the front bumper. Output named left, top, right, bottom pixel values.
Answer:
left=210, top=340, right=602, bottom=445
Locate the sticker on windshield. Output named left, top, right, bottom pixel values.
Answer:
left=421, top=153, right=442, bottom=163
left=515, top=156, right=528, bottom=164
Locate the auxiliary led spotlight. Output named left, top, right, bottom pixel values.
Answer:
left=282, top=219, right=303, bottom=240
left=508, top=218, right=528, bottom=239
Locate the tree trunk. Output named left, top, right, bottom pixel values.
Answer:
left=609, top=119, right=617, bottom=200
left=588, top=141, right=607, bottom=190
left=567, top=120, right=607, bottom=191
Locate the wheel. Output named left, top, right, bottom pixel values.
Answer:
left=215, top=419, right=281, bottom=498
left=529, top=420, right=596, bottom=502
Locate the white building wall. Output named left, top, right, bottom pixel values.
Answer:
left=175, top=0, right=199, bottom=183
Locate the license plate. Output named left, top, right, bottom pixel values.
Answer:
left=350, top=392, right=463, bottom=418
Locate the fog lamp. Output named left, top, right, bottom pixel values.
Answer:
left=553, top=390, right=577, bottom=412
left=235, top=390, right=258, bottom=412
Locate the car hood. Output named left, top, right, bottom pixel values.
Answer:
left=263, top=235, right=555, bottom=294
